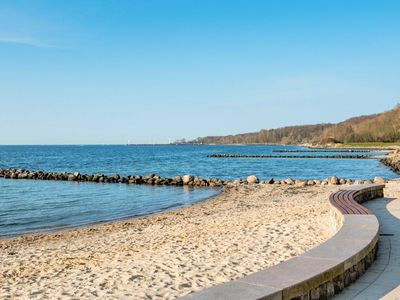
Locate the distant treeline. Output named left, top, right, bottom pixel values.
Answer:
left=193, top=105, right=400, bottom=145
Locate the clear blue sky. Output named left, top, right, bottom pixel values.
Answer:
left=1, top=0, right=399, bottom=144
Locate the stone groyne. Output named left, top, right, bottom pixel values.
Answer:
left=0, top=168, right=387, bottom=188
left=272, top=149, right=375, bottom=153
left=0, top=168, right=226, bottom=187
left=208, top=154, right=371, bottom=159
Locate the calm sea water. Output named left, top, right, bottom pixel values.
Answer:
left=0, top=179, right=218, bottom=238
left=0, top=145, right=397, bottom=237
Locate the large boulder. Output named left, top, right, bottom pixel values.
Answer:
left=68, top=174, right=76, bottom=181
left=285, top=178, right=294, bottom=185
left=295, top=180, right=307, bottom=187
left=246, top=175, right=259, bottom=184
left=173, top=176, right=182, bottom=183
left=182, top=175, right=194, bottom=185
left=374, top=176, right=385, bottom=184
left=330, top=176, right=339, bottom=185
left=233, top=179, right=242, bottom=185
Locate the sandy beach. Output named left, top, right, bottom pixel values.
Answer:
left=0, top=182, right=398, bottom=299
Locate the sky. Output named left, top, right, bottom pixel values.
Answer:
left=0, top=0, right=399, bottom=144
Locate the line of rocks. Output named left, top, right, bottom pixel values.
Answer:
left=272, top=149, right=373, bottom=153
left=227, top=175, right=387, bottom=187
left=380, top=150, right=400, bottom=173
left=0, top=168, right=388, bottom=189
left=310, top=147, right=391, bottom=151
left=208, top=154, right=371, bottom=159
left=0, top=168, right=226, bottom=187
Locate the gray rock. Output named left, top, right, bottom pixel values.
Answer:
left=295, top=180, right=306, bottom=187
left=374, top=176, right=385, bottom=184
left=233, top=179, right=242, bottom=185
left=173, top=176, right=182, bottom=183
left=182, top=175, right=194, bottom=185
left=285, top=178, right=294, bottom=185
left=246, top=175, right=259, bottom=184
left=330, top=176, right=339, bottom=185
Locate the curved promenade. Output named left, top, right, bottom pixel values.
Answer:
left=181, top=184, right=385, bottom=300
left=334, top=195, right=400, bottom=299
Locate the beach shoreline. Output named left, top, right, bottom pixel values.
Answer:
left=0, top=183, right=339, bottom=299
left=0, top=186, right=222, bottom=242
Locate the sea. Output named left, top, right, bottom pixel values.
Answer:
left=0, top=144, right=397, bottom=238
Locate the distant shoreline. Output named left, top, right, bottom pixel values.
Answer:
left=1, top=142, right=399, bottom=149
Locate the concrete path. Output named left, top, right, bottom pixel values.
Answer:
left=334, top=198, right=400, bottom=300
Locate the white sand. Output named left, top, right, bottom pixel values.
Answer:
left=0, top=184, right=355, bottom=299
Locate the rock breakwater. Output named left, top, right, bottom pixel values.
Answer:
left=0, top=168, right=226, bottom=187
left=272, top=149, right=374, bottom=153
left=0, top=168, right=387, bottom=188
left=208, top=154, right=371, bottom=159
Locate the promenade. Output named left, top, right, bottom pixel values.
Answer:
left=335, top=197, right=400, bottom=299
